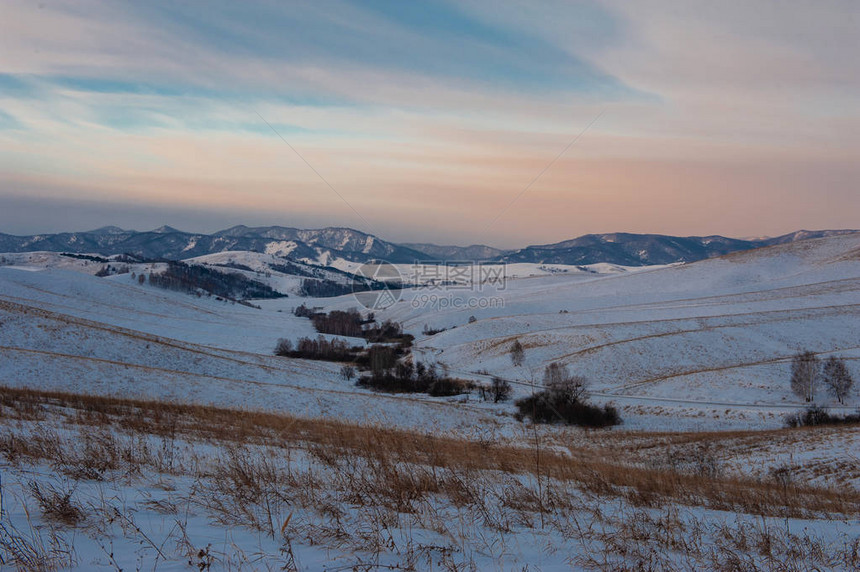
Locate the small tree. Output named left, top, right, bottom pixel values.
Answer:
left=510, top=339, right=525, bottom=368
left=822, top=356, right=853, bottom=404
left=790, top=350, right=819, bottom=402
left=490, top=377, right=512, bottom=403
left=340, top=364, right=356, bottom=382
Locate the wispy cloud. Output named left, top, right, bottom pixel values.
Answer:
left=0, top=0, right=857, bottom=245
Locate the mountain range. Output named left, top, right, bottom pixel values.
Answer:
left=0, top=226, right=856, bottom=267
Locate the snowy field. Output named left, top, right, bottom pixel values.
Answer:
left=1, top=389, right=858, bottom=571
left=1, top=234, right=860, bottom=569
left=1, top=234, right=859, bottom=434
left=362, top=234, right=860, bottom=431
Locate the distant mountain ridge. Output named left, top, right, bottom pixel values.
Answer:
left=0, top=226, right=856, bottom=267
left=499, top=230, right=858, bottom=265
left=402, top=243, right=510, bottom=261
left=0, top=225, right=428, bottom=264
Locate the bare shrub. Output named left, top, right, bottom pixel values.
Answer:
left=274, top=338, right=293, bottom=356
left=510, top=339, right=524, bottom=367
left=339, top=364, right=356, bottom=381
left=28, top=482, right=85, bottom=527
left=784, top=405, right=860, bottom=428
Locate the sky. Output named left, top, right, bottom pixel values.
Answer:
left=0, top=0, right=857, bottom=248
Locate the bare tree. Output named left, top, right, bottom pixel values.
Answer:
left=339, top=364, right=356, bottom=382
left=510, top=339, right=525, bottom=368
left=542, top=362, right=588, bottom=403
left=822, top=356, right=853, bottom=404
left=490, top=377, right=512, bottom=403
left=790, top=350, right=819, bottom=402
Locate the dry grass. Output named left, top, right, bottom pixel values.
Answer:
left=1, top=384, right=858, bottom=520
left=2, top=384, right=860, bottom=569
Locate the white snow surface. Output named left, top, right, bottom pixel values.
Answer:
left=0, top=234, right=858, bottom=433
left=2, top=235, right=860, bottom=570
left=324, top=234, right=860, bottom=430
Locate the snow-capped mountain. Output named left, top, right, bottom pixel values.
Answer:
left=0, top=225, right=429, bottom=264
left=0, top=226, right=856, bottom=267
left=498, top=230, right=859, bottom=265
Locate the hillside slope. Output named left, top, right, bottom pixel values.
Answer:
left=368, top=234, right=860, bottom=428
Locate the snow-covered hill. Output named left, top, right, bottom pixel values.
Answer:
left=356, top=234, right=860, bottom=428
left=0, top=265, right=514, bottom=434
left=0, top=233, right=858, bottom=432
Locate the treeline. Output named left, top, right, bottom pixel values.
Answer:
left=149, top=261, right=285, bottom=300
left=63, top=252, right=143, bottom=264
left=217, top=262, right=255, bottom=273
left=61, top=252, right=109, bottom=263
left=275, top=336, right=358, bottom=362
left=305, top=307, right=366, bottom=337
left=270, top=261, right=324, bottom=278
left=300, top=279, right=354, bottom=298
left=298, top=277, right=398, bottom=298
left=293, top=305, right=414, bottom=346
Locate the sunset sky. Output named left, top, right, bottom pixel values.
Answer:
left=1, top=0, right=857, bottom=247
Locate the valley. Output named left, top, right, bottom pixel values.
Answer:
left=1, top=231, right=859, bottom=570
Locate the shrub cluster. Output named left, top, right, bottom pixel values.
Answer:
left=293, top=303, right=317, bottom=318
left=363, top=320, right=413, bottom=346
left=514, top=362, right=621, bottom=428
left=356, top=361, right=474, bottom=397
left=784, top=405, right=860, bottom=428
left=478, top=377, right=512, bottom=403
left=515, top=393, right=620, bottom=428
left=309, top=308, right=365, bottom=337
left=422, top=325, right=448, bottom=336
